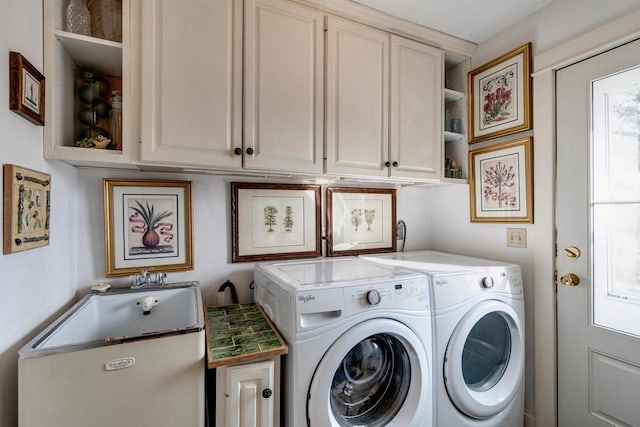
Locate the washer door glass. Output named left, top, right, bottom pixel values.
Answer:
left=444, top=300, right=524, bottom=419
left=330, top=334, right=410, bottom=426
left=307, top=318, right=431, bottom=427
left=462, top=312, right=511, bottom=392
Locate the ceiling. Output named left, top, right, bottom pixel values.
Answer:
left=352, top=0, right=556, bottom=43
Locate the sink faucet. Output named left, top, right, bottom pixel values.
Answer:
left=130, top=270, right=166, bottom=288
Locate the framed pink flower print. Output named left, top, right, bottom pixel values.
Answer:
left=468, top=43, right=532, bottom=144
left=469, top=137, right=533, bottom=223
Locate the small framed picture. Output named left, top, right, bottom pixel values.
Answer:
left=468, top=43, right=532, bottom=144
left=469, top=137, right=533, bottom=223
left=231, top=182, right=322, bottom=262
left=3, top=164, right=51, bottom=254
left=326, top=187, right=396, bottom=256
left=9, top=52, right=45, bottom=126
left=103, top=179, right=193, bottom=276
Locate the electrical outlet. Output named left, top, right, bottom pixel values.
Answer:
left=506, top=228, right=527, bottom=248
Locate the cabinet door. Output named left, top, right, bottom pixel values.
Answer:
left=139, top=0, right=242, bottom=168
left=244, top=0, right=324, bottom=174
left=326, top=16, right=389, bottom=178
left=224, top=360, right=275, bottom=427
left=390, top=35, right=442, bottom=180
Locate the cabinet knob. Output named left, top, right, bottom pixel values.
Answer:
left=234, top=147, right=242, bottom=156
left=246, top=147, right=254, bottom=155
left=262, top=388, right=273, bottom=399
left=392, top=161, right=398, bottom=167
left=384, top=161, right=391, bottom=168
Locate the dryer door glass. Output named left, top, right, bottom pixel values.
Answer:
left=462, top=312, right=511, bottom=391
left=330, top=334, right=411, bottom=427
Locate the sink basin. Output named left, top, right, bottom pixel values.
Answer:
left=19, top=282, right=204, bottom=358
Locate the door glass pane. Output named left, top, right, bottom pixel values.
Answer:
left=592, top=65, right=640, bottom=336
left=330, top=334, right=410, bottom=426
left=462, top=312, right=511, bottom=392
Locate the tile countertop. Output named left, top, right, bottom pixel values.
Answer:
left=205, top=303, right=288, bottom=369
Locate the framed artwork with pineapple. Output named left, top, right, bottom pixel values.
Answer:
left=103, top=179, right=193, bottom=276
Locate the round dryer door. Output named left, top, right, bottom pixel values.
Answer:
left=444, top=300, right=524, bottom=420
left=307, top=318, right=431, bottom=427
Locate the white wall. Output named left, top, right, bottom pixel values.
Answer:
left=0, top=1, right=79, bottom=425
left=425, top=0, right=640, bottom=424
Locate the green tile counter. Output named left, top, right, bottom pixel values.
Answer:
left=205, top=303, right=288, bottom=369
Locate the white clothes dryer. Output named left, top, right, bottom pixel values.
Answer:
left=254, top=257, right=435, bottom=427
left=361, top=251, right=525, bottom=427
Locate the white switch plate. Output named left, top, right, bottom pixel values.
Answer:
left=506, top=228, right=527, bottom=248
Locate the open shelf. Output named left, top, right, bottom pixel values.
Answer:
left=444, top=88, right=464, bottom=103
left=54, top=30, right=122, bottom=76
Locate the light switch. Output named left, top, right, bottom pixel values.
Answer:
left=506, top=228, right=527, bottom=248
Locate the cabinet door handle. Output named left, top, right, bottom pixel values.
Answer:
left=262, top=388, right=273, bottom=398
left=233, top=147, right=242, bottom=156
left=384, top=161, right=391, bottom=168
left=392, top=161, right=398, bottom=167
left=246, top=147, right=254, bottom=155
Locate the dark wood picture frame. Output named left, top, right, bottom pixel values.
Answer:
left=326, top=187, right=396, bottom=257
left=231, top=182, right=322, bottom=263
left=9, top=52, right=45, bottom=126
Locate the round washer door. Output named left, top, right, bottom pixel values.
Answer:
left=444, top=299, right=524, bottom=420
left=308, top=318, right=431, bottom=427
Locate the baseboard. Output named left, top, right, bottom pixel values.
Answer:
left=524, top=409, right=535, bottom=427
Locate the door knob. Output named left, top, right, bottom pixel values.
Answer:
left=385, top=161, right=391, bottom=167
left=392, top=161, right=398, bottom=167
left=246, top=147, right=254, bottom=155
left=560, top=273, right=580, bottom=286
left=262, top=388, right=272, bottom=398
left=233, top=147, right=242, bottom=155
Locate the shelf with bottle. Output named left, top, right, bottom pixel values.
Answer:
left=44, top=0, right=130, bottom=166
left=442, top=52, right=470, bottom=182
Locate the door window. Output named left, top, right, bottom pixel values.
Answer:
left=592, top=65, right=640, bottom=337
left=330, top=334, right=410, bottom=427
left=462, top=312, right=512, bottom=392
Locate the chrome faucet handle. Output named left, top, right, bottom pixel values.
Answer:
left=154, top=272, right=167, bottom=286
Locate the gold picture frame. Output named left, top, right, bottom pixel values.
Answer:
left=231, top=182, right=321, bottom=262
left=9, top=52, right=45, bottom=126
left=3, top=164, right=51, bottom=254
left=468, top=43, right=532, bottom=144
left=326, top=187, right=396, bottom=256
left=103, top=179, right=193, bottom=276
left=469, top=137, right=533, bottom=223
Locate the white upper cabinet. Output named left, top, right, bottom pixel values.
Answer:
left=325, top=17, right=443, bottom=182
left=325, top=16, right=390, bottom=178
left=244, top=0, right=325, bottom=174
left=138, top=0, right=242, bottom=168
left=390, top=35, right=442, bottom=181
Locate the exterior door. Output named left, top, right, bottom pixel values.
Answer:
left=556, top=38, right=640, bottom=426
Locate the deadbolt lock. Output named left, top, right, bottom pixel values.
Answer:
left=564, top=246, right=581, bottom=259
left=560, top=273, right=580, bottom=286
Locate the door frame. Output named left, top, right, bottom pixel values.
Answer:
left=532, top=10, right=640, bottom=427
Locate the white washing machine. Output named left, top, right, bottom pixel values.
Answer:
left=360, top=251, right=525, bottom=427
left=254, top=257, right=434, bottom=427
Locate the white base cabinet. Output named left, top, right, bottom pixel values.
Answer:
left=215, top=358, right=280, bottom=427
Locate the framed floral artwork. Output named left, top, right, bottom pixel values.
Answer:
left=9, top=52, right=45, bottom=126
left=231, top=182, right=321, bottom=262
left=103, top=179, right=193, bottom=276
left=3, top=164, right=51, bottom=254
left=468, top=43, right=532, bottom=144
left=326, top=187, right=396, bottom=256
left=469, top=137, right=533, bottom=223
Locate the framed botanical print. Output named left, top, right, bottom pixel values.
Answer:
left=468, top=43, right=532, bottom=144
left=469, top=137, right=533, bottom=223
left=231, top=182, right=321, bottom=262
left=103, top=179, right=193, bottom=276
left=326, top=187, right=396, bottom=256
left=9, top=52, right=45, bottom=126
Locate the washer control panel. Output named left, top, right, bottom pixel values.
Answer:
left=342, top=276, right=431, bottom=315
